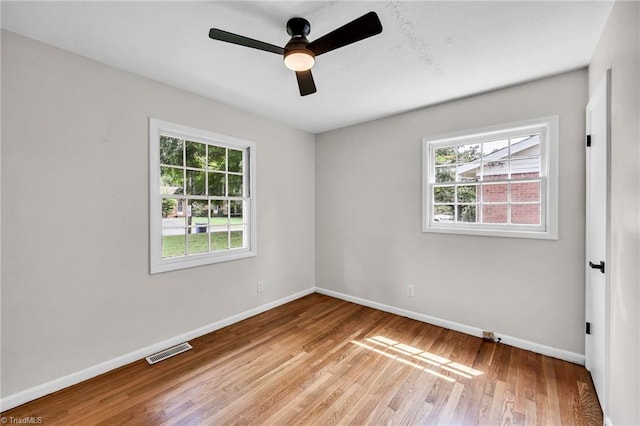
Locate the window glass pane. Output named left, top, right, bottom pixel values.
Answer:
left=511, top=157, right=540, bottom=178
left=510, top=136, right=531, bottom=145
left=160, top=167, right=183, bottom=195
left=511, top=204, right=540, bottom=225
left=211, top=228, right=229, bottom=251
left=228, top=175, right=243, bottom=197
left=230, top=200, right=243, bottom=225
left=481, top=183, right=507, bottom=203
left=162, top=206, right=186, bottom=257
left=457, top=205, right=477, bottom=222
left=208, top=146, right=226, bottom=171
left=162, top=229, right=185, bottom=258
left=482, top=160, right=509, bottom=181
left=483, top=139, right=509, bottom=156
left=230, top=230, right=244, bottom=249
left=457, top=165, right=479, bottom=182
left=228, top=149, right=243, bottom=173
left=434, top=185, right=454, bottom=203
left=481, top=139, right=509, bottom=181
left=482, top=204, right=507, bottom=224
left=434, top=205, right=454, bottom=222
left=161, top=198, right=181, bottom=220
left=435, top=147, right=456, bottom=165
left=186, top=170, right=206, bottom=195
left=162, top=205, right=185, bottom=226
left=208, top=172, right=225, bottom=196
left=210, top=200, right=229, bottom=224
left=457, top=185, right=477, bottom=203
left=511, top=135, right=540, bottom=157
left=189, top=199, right=208, bottom=224
left=185, top=141, right=206, bottom=169
left=160, top=136, right=183, bottom=166
left=188, top=229, right=209, bottom=254
left=435, top=166, right=455, bottom=183
left=511, top=181, right=540, bottom=202
left=457, top=143, right=481, bottom=163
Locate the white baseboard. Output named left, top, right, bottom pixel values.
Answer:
left=0, top=288, right=315, bottom=412
left=315, top=287, right=585, bottom=365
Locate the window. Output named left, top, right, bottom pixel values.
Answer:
left=422, top=116, right=558, bottom=239
left=149, top=118, right=256, bottom=273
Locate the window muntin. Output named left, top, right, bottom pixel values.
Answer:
left=423, top=117, right=558, bottom=239
left=150, top=118, right=256, bottom=273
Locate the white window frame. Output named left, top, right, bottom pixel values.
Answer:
left=149, top=118, right=257, bottom=273
left=422, top=116, right=558, bottom=240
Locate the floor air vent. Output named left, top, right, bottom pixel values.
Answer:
left=146, top=342, right=192, bottom=365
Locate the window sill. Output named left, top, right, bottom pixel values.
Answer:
left=150, top=249, right=256, bottom=274
left=422, top=224, right=557, bottom=240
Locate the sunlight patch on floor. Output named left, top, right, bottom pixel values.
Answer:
left=350, top=335, right=484, bottom=382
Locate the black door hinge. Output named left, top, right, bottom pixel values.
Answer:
left=586, top=322, right=591, bottom=335
left=586, top=134, right=592, bottom=147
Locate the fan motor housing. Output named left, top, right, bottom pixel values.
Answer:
left=284, top=36, right=312, bottom=55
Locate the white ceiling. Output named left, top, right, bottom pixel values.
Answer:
left=1, top=1, right=613, bottom=134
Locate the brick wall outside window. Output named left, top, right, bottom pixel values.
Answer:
left=480, top=173, right=541, bottom=224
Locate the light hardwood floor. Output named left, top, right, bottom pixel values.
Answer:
left=2, top=293, right=602, bottom=425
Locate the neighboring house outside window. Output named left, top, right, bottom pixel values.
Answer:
left=149, top=118, right=256, bottom=273
left=423, top=116, right=558, bottom=239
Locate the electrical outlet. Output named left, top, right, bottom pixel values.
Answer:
left=482, top=331, right=496, bottom=341
left=257, top=281, right=264, bottom=293
left=406, top=285, right=415, bottom=297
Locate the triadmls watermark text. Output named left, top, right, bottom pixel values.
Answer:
left=0, top=416, right=44, bottom=425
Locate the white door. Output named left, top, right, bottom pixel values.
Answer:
left=585, top=69, right=610, bottom=408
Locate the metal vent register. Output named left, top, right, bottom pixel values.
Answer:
left=146, top=342, right=192, bottom=365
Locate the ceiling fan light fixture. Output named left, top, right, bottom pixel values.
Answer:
left=208, top=11, right=383, bottom=95
left=284, top=50, right=315, bottom=71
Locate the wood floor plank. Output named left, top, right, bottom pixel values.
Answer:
left=461, top=340, right=495, bottom=425
left=578, top=380, right=604, bottom=426
left=1, top=294, right=602, bottom=425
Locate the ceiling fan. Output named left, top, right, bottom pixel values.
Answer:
left=208, top=11, right=383, bottom=96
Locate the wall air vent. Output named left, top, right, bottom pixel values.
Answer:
left=145, top=342, right=192, bottom=365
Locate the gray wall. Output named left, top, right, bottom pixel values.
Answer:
left=588, top=2, right=640, bottom=424
left=316, top=70, right=588, bottom=355
left=1, top=31, right=316, bottom=397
